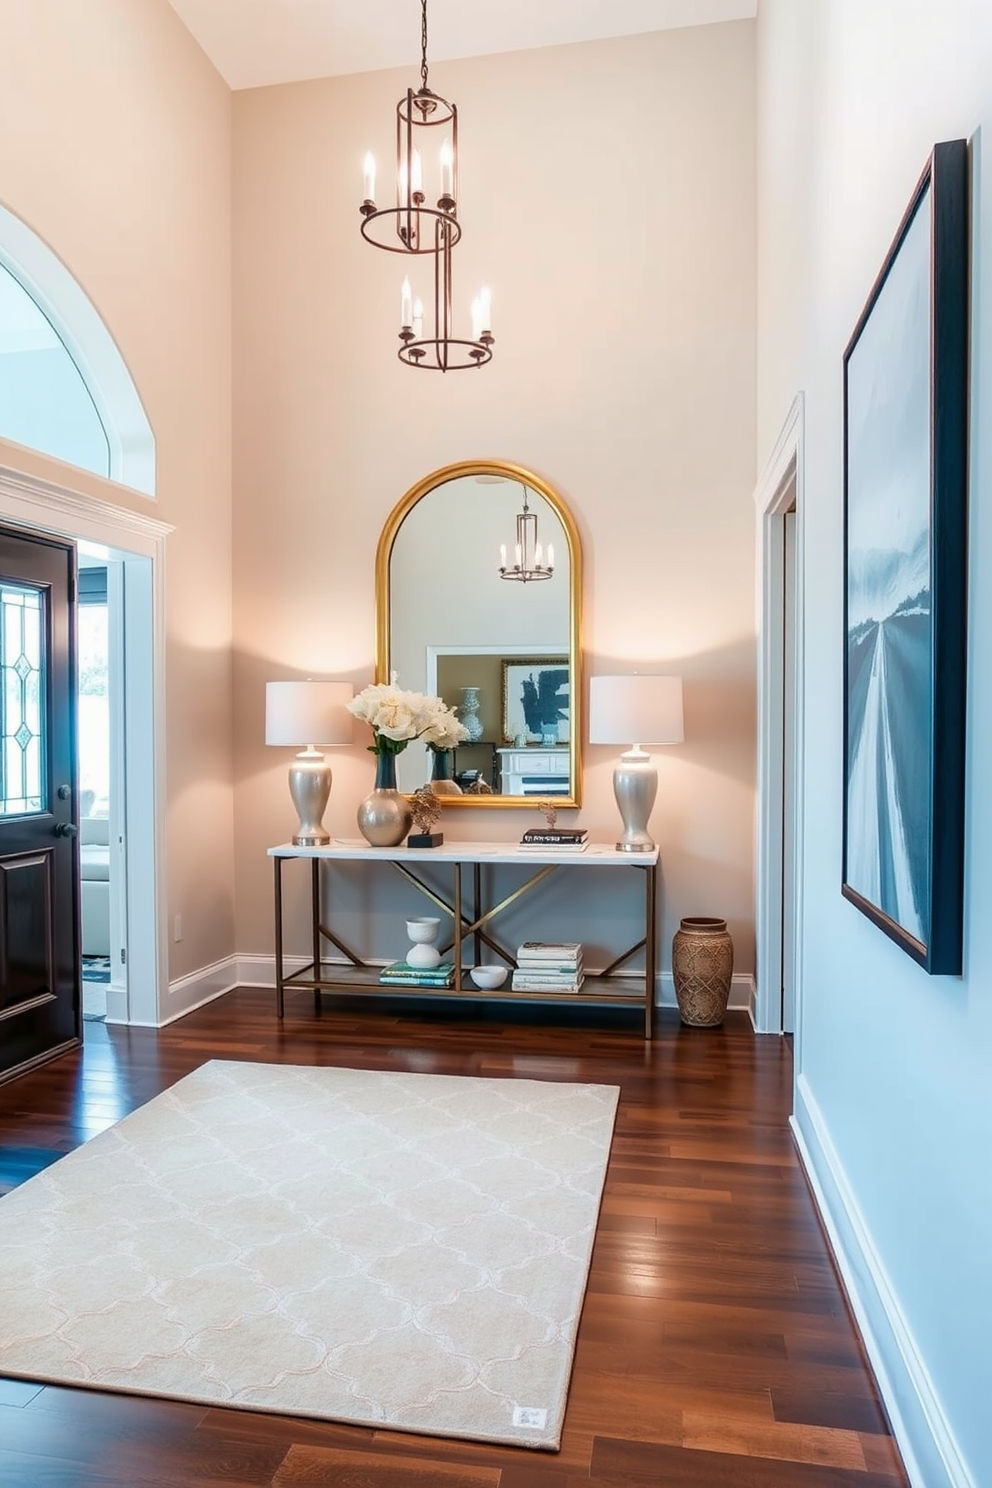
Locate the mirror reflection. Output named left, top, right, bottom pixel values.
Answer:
left=376, top=462, right=582, bottom=806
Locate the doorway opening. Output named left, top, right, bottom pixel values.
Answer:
left=0, top=199, right=163, bottom=1025
left=755, top=395, right=806, bottom=1037
left=0, top=462, right=169, bottom=1026
left=78, top=555, right=112, bottom=1020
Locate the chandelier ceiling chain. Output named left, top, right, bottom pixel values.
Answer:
left=358, top=0, right=494, bottom=371
left=420, top=0, right=430, bottom=93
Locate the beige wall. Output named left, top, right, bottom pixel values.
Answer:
left=233, top=23, right=757, bottom=975
left=0, top=0, right=234, bottom=989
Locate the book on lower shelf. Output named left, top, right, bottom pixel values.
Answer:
left=512, top=972, right=585, bottom=992
left=512, top=962, right=584, bottom=978
left=515, top=940, right=583, bottom=961
left=378, top=961, right=456, bottom=988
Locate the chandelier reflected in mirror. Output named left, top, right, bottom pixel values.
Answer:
left=499, top=485, right=554, bottom=583
left=359, top=0, right=494, bottom=371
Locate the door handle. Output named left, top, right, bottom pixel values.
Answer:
left=54, top=821, right=78, bottom=838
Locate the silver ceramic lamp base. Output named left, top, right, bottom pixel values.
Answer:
left=613, top=747, right=658, bottom=853
left=288, top=749, right=332, bottom=846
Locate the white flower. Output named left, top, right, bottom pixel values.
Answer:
left=347, top=679, right=462, bottom=749
left=422, top=700, right=469, bottom=749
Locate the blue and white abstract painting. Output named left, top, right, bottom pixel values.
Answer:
left=845, top=188, right=932, bottom=947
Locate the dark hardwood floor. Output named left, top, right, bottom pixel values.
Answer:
left=0, top=992, right=909, bottom=1487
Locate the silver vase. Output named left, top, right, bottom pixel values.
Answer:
left=357, top=751, right=412, bottom=847
left=428, top=746, right=463, bottom=796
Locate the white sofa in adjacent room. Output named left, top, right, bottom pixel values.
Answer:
left=81, top=816, right=110, bottom=957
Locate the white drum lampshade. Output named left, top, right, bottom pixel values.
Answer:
left=588, top=675, right=684, bottom=852
left=265, top=680, right=354, bottom=846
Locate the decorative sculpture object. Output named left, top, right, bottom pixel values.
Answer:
left=408, top=785, right=443, bottom=848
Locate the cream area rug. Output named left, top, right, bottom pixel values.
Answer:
left=0, top=1061, right=618, bottom=1450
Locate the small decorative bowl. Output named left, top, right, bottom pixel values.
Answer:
left=469, top=965, right=508, bottom=990
left=406, top=917, right=440, bottom=944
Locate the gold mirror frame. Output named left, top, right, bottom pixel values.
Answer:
left=375, top=459, right=583, bottom=808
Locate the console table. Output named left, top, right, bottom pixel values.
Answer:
left=269, top=840, right=659, bottom=1039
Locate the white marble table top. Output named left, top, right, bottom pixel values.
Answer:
left=268, top=838, right=658, bottom=868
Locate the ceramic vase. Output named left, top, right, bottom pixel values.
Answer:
left=428, top=746, right=462, bottom=796
left=406, top=916, right=441, bottom=968
left=459, top=687, right=484, bottom=743
left=671, top=916, right=734, bottom=1027
left=357, top=750, right=412, bottom=847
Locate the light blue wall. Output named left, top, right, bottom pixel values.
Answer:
left=757, top=5, right=992, bottom=1488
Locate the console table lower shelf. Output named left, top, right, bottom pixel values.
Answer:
left=270, top=839, right=659, bottom=1040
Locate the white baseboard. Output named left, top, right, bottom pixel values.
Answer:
left=104, top=984, right=129, bottom=1024
left=235, top=957, right=754, bottom=1012
left=235, top=953, right=309, bottom=988
left=159, top=954, right=240, bottom=1026
left=151, top=956, right=755, bottom=1023
left=792, top=1074, right=975, bottom=1488
left=658, top=970, right=753, bottom=1012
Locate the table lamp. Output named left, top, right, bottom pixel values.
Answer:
left=588, top=675, right=684, bottom=852
left=265, top=680, right=354, bottom=846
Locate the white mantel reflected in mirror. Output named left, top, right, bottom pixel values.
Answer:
left=374, top=461, right=582, bottom=807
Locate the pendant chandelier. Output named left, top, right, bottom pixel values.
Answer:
left=359, top=0, right=494, bottom=371
left=499, top=486, right=554, bottom=583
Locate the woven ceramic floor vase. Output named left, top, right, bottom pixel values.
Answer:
left=672, top=916, right=734, bottom=1027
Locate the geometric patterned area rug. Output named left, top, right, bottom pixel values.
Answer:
left=0, top=1061, right=619, bottom=1449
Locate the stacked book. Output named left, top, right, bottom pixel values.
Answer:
left=519, top=827, right=588, bottom=852
left=378, top=960, right=456, bottom=989
left=511, top=941, right=584, bottom=993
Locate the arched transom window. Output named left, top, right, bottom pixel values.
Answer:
left=0, top=262, right=111, bottom=478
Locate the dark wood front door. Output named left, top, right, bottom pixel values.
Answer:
left=0, top=526, right=79, bottom=1084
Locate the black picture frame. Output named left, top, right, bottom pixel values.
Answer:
left=842, top=139, right=969, bottom=974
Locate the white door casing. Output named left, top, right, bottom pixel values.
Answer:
left=754, top=394, right=806, bottom=1039
left=0, top=453, right=170, bottom=1026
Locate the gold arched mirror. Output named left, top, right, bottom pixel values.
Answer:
left=375, top=460, right=582, bottom=808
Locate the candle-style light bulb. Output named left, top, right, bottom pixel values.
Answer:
left=470, top=295, right=483, bottom=342
left=400, top=276, right=413, bottom=329
left=500, top=543, right=507, bottom=569
left=412, top=296, right=424, bottom=340
left=411, top=148, right=423, bottom=195
left=478, top=285, right=492, bottom=333
left=363, top=151, right=376, bottom=202
left=440, top=139, right=454, bottom=197
left=515, top=543, right=522, bottom=568
left=547, top=542, right=555, bottom=570
left=535, top=541, right=543, bottom=567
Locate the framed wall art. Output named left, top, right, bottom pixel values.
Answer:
left=501, top=657, right=569, bottom=743
left=842, top=138, right=969, bottom=974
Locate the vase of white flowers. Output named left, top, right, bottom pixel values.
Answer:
left=348, top=679, right=466, bottom=845
left=423, top=705, right=469, bottom=796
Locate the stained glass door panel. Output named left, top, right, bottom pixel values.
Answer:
left=0, top=583, right=44, bottom=815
